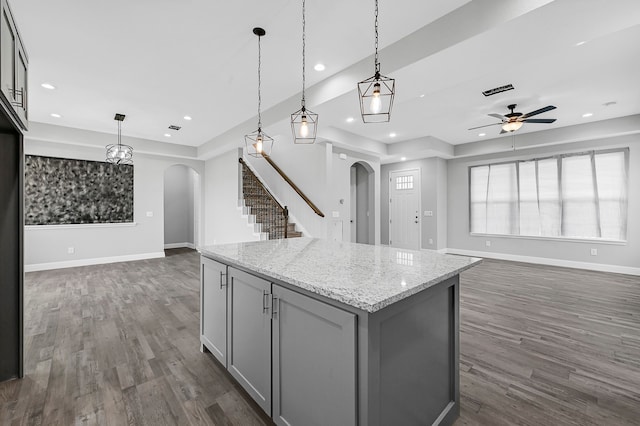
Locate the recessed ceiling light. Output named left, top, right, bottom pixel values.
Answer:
left=314, top=63, right=325, bottom=71
left=50, top=113, right=61, bottom=118
left=346, top=117, right=354, bottom=123
left=164, top=133, right=171, bottom=137
left=41, top=83, right=56, bottom=90
left=183, top=116, right=192, bottom=121
left=401, top=157, right=407, bottom=161
left=389, top=132, right=396, bottom=137
left=582, top=112, right=593, bottom=118
left=575, top=41, right=586, bottom=46
left=478, top=133, right=486, bottom=137
left=419, top=94, right=425, bottom=98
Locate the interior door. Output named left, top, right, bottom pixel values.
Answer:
left=389, top=169, right=421, bottom=250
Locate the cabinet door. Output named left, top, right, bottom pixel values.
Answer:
left=201, top=257, right=228, bottom=366
left=15, top=41, right=26, bottom=124
left=227, top=267, right=272, bottom=416
left=0, top=1, right=16, bottom=105
left=272, top=284, right=357, bottom=426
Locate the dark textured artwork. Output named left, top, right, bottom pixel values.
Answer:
left=25, top=155, right=134, bottom=225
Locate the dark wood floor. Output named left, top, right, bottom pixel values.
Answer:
left=1, top=249, right=639, bottom=425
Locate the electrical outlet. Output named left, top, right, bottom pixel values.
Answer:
left=332, top=211, right=340, bottom=218
left=428, top=238, right=433, bottom=245
left=146, top=211, right=154, bottom=217
left=67, top=247, right=75, bottom=254
left=590, top=248, right=598, bottom=256
left=485, top=240, right=491, bottom=247
left=424, top=211, right=433, bottom=217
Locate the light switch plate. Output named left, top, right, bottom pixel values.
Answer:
left=424, top=211, right=433, bottom=217
left=146, top=211, right=154, bottom=217
left=332, top=211, right=340, bottom=218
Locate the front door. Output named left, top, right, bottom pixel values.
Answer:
left=389, top=169, right=420, bottom=250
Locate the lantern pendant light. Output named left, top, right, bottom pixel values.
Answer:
left=245, top=27, right=274, bottom=158
left=106, top=113, right=133, bottom=165
left=291, top=0, right=318, bottom=144
left=357, top=0, right=395, bottom=123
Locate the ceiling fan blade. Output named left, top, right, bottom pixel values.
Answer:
left=488, top=113, right=506, bottom=120
left=521, top=105, right=556, bottom=119
left=499, top=129, right=507, bottom=134
left=468, top=122, right=502, bottom=130
left=523, top=118, right=556, bottom=124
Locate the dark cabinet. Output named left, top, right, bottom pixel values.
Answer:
left=0, top=0, right=27, bottom=130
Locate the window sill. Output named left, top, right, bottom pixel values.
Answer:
left=25, top=222, right=137, bottom=230
left=469, top=232, right=627, bottom=246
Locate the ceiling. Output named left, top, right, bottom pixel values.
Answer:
left=12, top=0, right=640, bottom=160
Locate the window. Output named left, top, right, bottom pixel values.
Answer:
left=469, top=149, right=628, bottom=241
left=395, top=175, right=413, bottom=190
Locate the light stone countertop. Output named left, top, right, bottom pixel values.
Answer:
left=199, top=238, right=482, bottom=313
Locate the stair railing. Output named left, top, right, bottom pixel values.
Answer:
left=239, top=158, right=288, bottom=239
left=261, top=154, right=325, bottom=218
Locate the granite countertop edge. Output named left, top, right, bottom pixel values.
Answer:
left=199, top=246, right=482, bottom=313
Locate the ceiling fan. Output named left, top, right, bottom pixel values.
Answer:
left=469, top=104, right=557, bottom=134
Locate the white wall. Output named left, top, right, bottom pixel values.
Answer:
left=380, top=157, right=447, bottom=250
left=447, top=134, right=640, bottom=273
left=204, top=148, right=259, bottom=245
left=24, top=134, right=205, bottom=271
left=164, top=165, right=196, bottom=246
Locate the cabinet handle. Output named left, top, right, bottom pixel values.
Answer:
left=262, top=290, right=270, bottom=314
left=219, top=271, right=227, bottom=289
left=272, top=296, right=279, bottom=320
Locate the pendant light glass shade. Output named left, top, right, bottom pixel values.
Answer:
left=358, top=0, right=395, bottom=123
left=106, top=114, right=133, bottom=165
left=291, top=0, right=318, bottom=144
left=245, top=27, right=275, bottom=158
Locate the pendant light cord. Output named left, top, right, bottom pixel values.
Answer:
left=257, top=34, right=262, bottom=129
left=301, top=0, right=306, bottom=108
left=374, top=0, right=380, bottom=75
left=118, top=120, right=122, bottom=148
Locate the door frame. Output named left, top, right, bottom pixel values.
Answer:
left=388, top=168, right=422, bottom=250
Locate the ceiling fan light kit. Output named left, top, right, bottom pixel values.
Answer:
left=469, top=103, right=557, bottom=135
left=291, top=0, right=318, bottom=144
left=245, top=27, right=275, bottom=158
left=358, top=0, right=395, bottom=123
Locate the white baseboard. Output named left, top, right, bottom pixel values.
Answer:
left=164, top=242, right=196, bottom=249
left=443, top=248, right=640, bottom=276
left=25, top=251, right=166, bottom=272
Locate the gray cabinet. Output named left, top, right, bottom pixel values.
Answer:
left=0, top=0, right=27, bottom=130
left=200, top=257, right=228, bottom=366
left=272, top=284, right=357, bottom=426
left=227, top=267, right=272, bottom=416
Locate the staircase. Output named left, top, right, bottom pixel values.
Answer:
left=240, top=158, right=303, bottom=239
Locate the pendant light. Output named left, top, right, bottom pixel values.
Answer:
left=291, top=0, right=318, bottom=144
left=357, top=0, right=395, bottom=123
left=106, top=113, right=133, bottom=165
left=245, top=27, right=274, bottom=158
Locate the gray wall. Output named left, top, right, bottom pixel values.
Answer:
left=24, top=125, right=205, bottom=269
left=381, top=157, right=447, bottom=250
left=164, top=164, right=195, bottom=245
left=447, top=134, right=640, bottom=270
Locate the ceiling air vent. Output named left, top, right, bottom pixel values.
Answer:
left=482, top=84, right=514, bottom=97
left=168, top=125, right=181, bottom=131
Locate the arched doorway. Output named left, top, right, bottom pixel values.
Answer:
left=163, top=164, right=201, bottom=250
left=350, top=161, right=375, bottom=244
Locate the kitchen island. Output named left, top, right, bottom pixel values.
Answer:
left=199, top=238, right=481, bottom=426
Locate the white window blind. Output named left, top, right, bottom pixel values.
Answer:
left=469, top=149, right=628, bottom=241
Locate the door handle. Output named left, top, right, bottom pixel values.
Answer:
left=263, top=290, right=271, bottom=314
